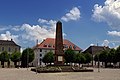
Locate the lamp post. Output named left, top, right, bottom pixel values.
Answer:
left=36, top=39, right=39, bottom=74
left=97, top=43, right=100, bottom=72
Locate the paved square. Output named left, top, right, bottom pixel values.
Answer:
left=0, top=68, right=120, bottom=80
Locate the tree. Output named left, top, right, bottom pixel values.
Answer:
left=0, top=51, right=9, bottom=68
left=110, top=48, right=117, bottom=64
left=115, top=46, right=120, bottom=68
left=99, top=50, right=109, bottom=68
left=74, top=53, right=86, bottom=66
left=94, top=54, right=98, bottom=61
left=21, top=48, right=34, bottom=68
left=11, top=52, right=21, bottom=68
left=64, top=49, right=75, bottom=64
left=108, top=48, right=116, bottom=64
left=84, top=53, right=92, bottom=64
left=42, top=51, right=54, bottom=65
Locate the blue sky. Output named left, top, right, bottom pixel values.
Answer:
left=0, top=0, right=120, bottom=50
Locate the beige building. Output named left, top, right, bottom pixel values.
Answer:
left=32, top=38, right=82, bottom=66
left=0, top=39, right=20, bottom=53
left=0, top=39, right=21, bottom=67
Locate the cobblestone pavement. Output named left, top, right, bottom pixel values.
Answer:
left=0, top=68, right=120, bottom=80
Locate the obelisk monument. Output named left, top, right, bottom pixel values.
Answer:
left=54, top=21, right=64, bottom=65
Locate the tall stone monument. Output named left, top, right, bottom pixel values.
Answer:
left=54, top=21, right=64, bottom=65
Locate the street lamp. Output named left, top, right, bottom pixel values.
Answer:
left=97, top=43, right=100, bottom=72
left=36, top=39, right=39, bottom=74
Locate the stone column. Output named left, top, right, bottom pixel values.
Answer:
left=54, top=21, right=64, bottom=65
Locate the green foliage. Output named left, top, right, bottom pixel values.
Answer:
left=11, top=52, right=21, bottom=67
left=94, top=54, right=99, bottom=62
left=108, top=48, right=116, bottom=63
left=115, top=46, right=120, bottom=62
left=11, top=52, right=21, bottom=62
left=42, top=51, right=54, bottom=64
left=74, top=53, right=86, bottom=64
left=21, top=48, right=34, bottom=68
left=0, top=51, right=9, bottom=68
left=84, top=53, right=92, bottom=63
left=64, top=49, right=75, bottom=63
left=0, top=51, right=9, bottom=62
left=99, top=50, right=108, bottom=62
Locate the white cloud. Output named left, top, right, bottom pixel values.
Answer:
left=61, top=7, right=81, bottom=22
left=108, top=31, right=120, bottom=36
left=90, top=44, right=95, bottom=46
left=102, top=39, right=109, bottom=47
left=92, top=0, right=120, bottom=29
left=0, top=18, right=67, bottom=48
left=21, top=23, right=55, bottom=42
left=0, top=31, right=19, bottom=43
left=38, top=19, right=48, bottom=23
left=12, top=26, right=21, bottom=31
left=0, top=28, right=7, bottom=31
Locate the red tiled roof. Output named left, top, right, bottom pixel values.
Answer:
left=36, top=38, right=82, bottom=51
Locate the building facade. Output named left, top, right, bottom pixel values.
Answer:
left=84, top=45, right=110, bottom=66
left=0, top=39, right=20, bottom=53
left=0, top=39, right=21, bottom=67
left=32, top=38, right=82, bottom=66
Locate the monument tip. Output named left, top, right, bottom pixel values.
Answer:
left=57, top=21, right=62, bottom=24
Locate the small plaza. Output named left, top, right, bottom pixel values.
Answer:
left=0, top=68, right=119, bottom=80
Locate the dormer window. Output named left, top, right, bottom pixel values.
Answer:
left=43, top=44, right=47, bottom=47
left=69, top=45, right=72, bottom=49
left=73, top=45, right=76, bottom=49
left=48, top=44, right=52, bottom=47
left=63, top=44, right=68, bottom=48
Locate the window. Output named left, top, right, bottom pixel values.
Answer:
left=48, top=44, right=52, bottom=47
left=73, top=45, right=76, bottom=49
left=69, top=45, right=72, bottom=49
left=2, top=47, right=4, bottom=51
left=43, top=44, right=47, bottom=47
left=40, top=54, right=42, bottom=57
left=8, top=47, right=11, bottom=52
left=64, top=44, right=68, bottom=48
left=40, top=49, right=42, bottom=52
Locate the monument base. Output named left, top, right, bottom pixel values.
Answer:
left=54, top=55, right=64, bottom=65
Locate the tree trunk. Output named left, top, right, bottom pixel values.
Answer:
left=8, top=61, right=10, bottom=68
left=105, top=62, right=107, bottom=68
left=14, top=62, right=17, bottom=68
left=79, top=63, right=80, bottom=67
left=2, top=61, right=4, bottom=68
left=119, top=62, right=120, bottom=68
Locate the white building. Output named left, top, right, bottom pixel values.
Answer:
left=32, top=38, right=82, bottom=66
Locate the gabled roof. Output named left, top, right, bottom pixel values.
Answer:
left=35, top=38, right=82, bottom=51
left=0, top=39, right=20, bottom=47
left=84, top=46, right=110, bottom=55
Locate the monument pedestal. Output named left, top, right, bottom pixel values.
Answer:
left=54, top=55, right=64, bottom=65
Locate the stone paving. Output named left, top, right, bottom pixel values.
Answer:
left=0, top=68, right=120, bottom=80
